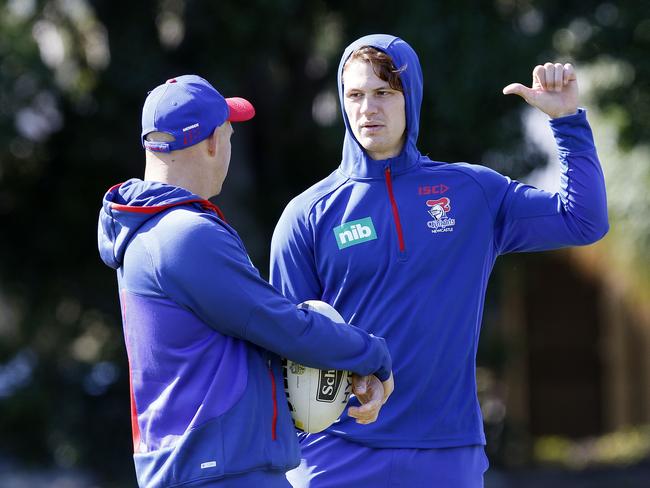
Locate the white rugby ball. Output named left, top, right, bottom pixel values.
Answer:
left=282, top=300, right=352, bottom=433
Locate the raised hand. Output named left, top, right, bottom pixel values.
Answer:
left=503, top=62, right=579, bottom=119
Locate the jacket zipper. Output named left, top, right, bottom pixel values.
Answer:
left=384, top=167, right=406, bottom=253
left=267, top=360, right=278, bottom=441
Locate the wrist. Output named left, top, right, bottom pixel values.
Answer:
left=550, top=108, right=579, bottom=119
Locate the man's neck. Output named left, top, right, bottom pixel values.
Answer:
left=144, top=155, right=215, bottom=199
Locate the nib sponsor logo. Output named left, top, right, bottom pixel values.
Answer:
left=333, top=217, right=377, bottom=249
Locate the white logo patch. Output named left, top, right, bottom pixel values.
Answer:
left=183, top=123, right=200, bottom=132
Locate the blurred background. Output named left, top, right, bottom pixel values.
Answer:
left=1, top=0, right=649, bottom=486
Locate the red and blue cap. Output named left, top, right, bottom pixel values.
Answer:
left=141, top=74, right=255, bottom=153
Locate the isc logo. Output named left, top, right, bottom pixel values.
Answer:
left=333, top=217, right=377, bottom=249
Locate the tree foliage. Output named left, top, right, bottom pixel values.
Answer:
left=0, top=0, right=648, bottom=484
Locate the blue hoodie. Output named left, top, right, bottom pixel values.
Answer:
left=270, top=34, right=608, bottom=448
left=97, top=179, right=392, bottom=487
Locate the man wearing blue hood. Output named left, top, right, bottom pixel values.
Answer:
left=97, top=75, right=394, bottom=488
left=271, top=34, right=608, bottom=487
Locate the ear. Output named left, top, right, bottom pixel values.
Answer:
left=206, top=127, right=219, bottom=156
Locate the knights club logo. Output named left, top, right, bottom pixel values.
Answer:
left=426, top=197, right=456, bottom=233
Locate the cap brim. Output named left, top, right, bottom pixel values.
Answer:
left=226, top=97, right=255, bottom=122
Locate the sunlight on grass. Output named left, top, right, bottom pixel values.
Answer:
left=535, top=425, right=650, bottom=469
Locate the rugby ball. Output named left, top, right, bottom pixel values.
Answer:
left=282, top=300, right=352, bottom=433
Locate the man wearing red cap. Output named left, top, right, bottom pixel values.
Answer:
left=97, top=75, right=393, bottom=488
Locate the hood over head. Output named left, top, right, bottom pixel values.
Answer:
left=337, top=34, right=423, bottom=179
left=97, top=178, right=221, bottom=269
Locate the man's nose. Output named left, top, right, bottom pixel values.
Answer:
left=360, top=96, right=377, bottom=115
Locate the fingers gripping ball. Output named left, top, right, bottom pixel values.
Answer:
left=282, top=300, right=353, bottom=433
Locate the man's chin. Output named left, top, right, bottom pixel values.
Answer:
left=358, top=138, right=383, bottom=153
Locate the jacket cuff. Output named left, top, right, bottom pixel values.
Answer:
left=374, top=367, right=391, bottom=382
left=549, top=108, right=596, bottom=153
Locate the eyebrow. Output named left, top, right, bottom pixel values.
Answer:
left=345, top=87, right=396, bottom=97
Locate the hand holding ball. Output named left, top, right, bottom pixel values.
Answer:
left=282, top=300, right=352, bottom=433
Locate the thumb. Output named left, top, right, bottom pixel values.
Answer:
left=502, top=82, right=533, bottom=99
left=353, top=375, right=368, bottom=395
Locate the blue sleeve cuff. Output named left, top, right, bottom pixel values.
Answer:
left=369, top=335, right=392, bottom=382
left=548, top=108, right=596, bottom=153
left=375, top=367, right=391, bottom=382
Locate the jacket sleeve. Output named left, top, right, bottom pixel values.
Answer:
left=156, top=214, right=391, bottom=381
left=491, top=109, right=609, bottom=254
left=269, top=197, right=323, bottom=303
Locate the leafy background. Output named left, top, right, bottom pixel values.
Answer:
left=0, top=1, right=648, bottom=486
